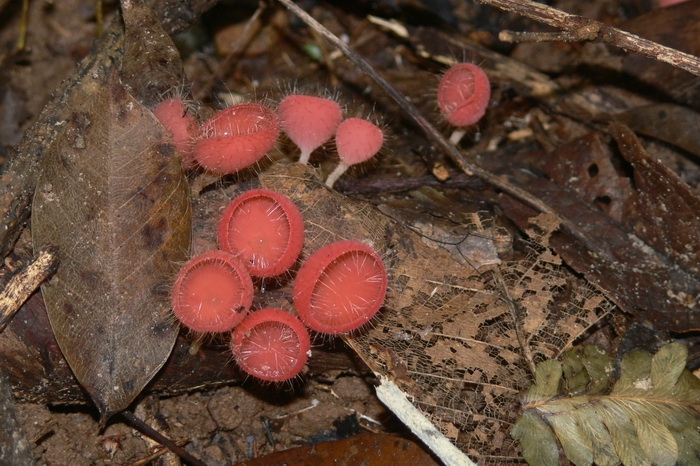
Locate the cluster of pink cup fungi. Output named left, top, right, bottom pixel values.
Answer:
left=171, top=187, right=388, bottom=382
left=153, top=91, right=384, bottom=188
left=159, top=62, right=490, bottom=382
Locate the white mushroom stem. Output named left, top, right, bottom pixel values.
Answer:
left=449, top=128, right=467, bottom=145
left=325, top=161, right=350, bottom=188
left=298, top=149, right=312, bottom=165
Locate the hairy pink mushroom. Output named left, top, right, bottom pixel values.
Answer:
left=152, top=98, right=198, bottom=169
left=437, top=63, right=491, bottom=128
left=325, top=118, right=383, bottom=188
left=279, top=95, right=343, bottom=164
left=171, top=251, right=254, bottom=333
left=218, top=189, right=305, bottom=277
left=193, top=103, right=280, bottom=175
left=293, top=240, right=387, bottom=334
left=231, top=308, right=311, bottom=382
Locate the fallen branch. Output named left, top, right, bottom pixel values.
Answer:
left=0, top=247, right=58, bottom=333
left=475, top=0, right=700, bottom=77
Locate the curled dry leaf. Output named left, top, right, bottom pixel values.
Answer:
left=31, top=73, right=191, bottom=421
left=501, top=123, right=700, bottom=332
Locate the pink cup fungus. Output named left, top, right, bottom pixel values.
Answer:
left=437, top=63, right=491, bottom=128
left=325, top=118, right=384, bottom=188
left=153, top=98, right=198, bottom=169
left=293, top=240, right=387, bottom=335
left=171, top=250, right=254, bottom=333
left=279, top=94, right=343, bottom=165
left=231, top=308, right=311, bottom=382
left=218, top=189, right=305, bottom=277
left=193, top=103, right=280, bottom=175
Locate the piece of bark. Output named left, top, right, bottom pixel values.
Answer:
left=0, top=247, right=58, bottom=333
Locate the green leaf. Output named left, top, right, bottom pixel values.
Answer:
left=511, top=412, right=559, bottom=466
left=563, top=349, right=590, bottom=394
left=628, top=402, right=677, bottom=466
left=513, top=343, right=700, bottom=466
left=650, top=342, right=687, bottom=395
left=544, top=398, right=594, bottom=466
left=574, top=404, right=618, bottom=466
left=581, top=345, right=613, bottom=395
left=672, top=415, right=700, bottom=465
left=522, top=359, right=562, bottom=404
left=562, top=345, right=613, bottom=395
left=596, top=399, right=650, bottom=466
left=611, top=350, right=652, bottom=396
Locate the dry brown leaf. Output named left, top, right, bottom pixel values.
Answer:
left=31, top=73, right=191, bottom=421
left=614, top=104, right=700, bottom=158
left=232, top=432, right=440, bottom=466
left=120, top=0, right=188, bottom=108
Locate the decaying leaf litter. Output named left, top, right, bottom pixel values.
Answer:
left=0, top=0, right=699, bottom=464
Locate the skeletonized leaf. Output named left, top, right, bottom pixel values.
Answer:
left=514, top=343, right=700, bottom=466
left=32, top=73, right=191, bottom=421
left=260, top=163, right=614, bottom=462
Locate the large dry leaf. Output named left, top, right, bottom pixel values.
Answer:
left=31, top=73, right=191, bottom=420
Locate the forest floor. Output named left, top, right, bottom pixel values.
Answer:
left=1, top=0, right=699, bottom=464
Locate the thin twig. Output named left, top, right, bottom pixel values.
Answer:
left=375, top=375, right=478, bottom=466
left=197, top=1, right=268, bottom=101
left=275, top=0, right=614, bottom=262
left=499, top=25, right=599, bottom=43
left=476, top=0, right=700, bottom=77
left=120, top=410, right=206, bottom=466
left=0, top=247, right=58, bottom=333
